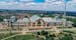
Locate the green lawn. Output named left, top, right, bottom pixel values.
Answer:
left=6, top=35, right=35, bottom=40
left=0, top=33, right=17, bottom=40
left=64, top=30, right=76, bottom=34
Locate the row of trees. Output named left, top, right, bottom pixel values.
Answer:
left=35, top=30, right=73, bottom=40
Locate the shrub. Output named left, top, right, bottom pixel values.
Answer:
left=41, top=30, right=48, bottom=36
left=37, top=32, right=40, bottom=35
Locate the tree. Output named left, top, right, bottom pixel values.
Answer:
left=39, top=14, right=45, bottom=17
left=36, top=30, right=49, bottom=40
left=41, top=30, right=48, bottom=36
left=47, top=34, right=55, bottom=40
left=0, top=15, right=4, bottom=22
left=66, top=18, right=76, bottom=23
left=37, top=32, right=40, bottom=35
left=25, top=16, right=28, bottom=18
left=60, top=34, right=73, bottom=40
left=48, top=15, right=54, bottom=18
left=68, top=34, right=73, bottom=40
left=72, top=23, right=76, bottom=27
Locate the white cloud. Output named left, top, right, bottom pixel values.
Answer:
left=0, top=0, right=76, bottom=11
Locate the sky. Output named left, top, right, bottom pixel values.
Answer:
left=0, top=0, right=76, bottom=11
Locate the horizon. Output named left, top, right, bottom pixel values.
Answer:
left=0, top=9, right=76, bottom=12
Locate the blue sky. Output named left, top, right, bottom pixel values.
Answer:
left=0, top=0, right=45, bottom=2
left=0, top=0, right=76, bottom=11
left=33, top=0, right=45, bottom=3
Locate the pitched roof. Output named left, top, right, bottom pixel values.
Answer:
left=30, top=15, right=41, bottom=22
left=42, top=17, right=63, bottom=23
left=17, top=18, right=30, bottom=23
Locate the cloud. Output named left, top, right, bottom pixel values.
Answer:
left=0, top=0, right=76, bottom=11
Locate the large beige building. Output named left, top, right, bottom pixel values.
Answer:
left=0, top=15, right=73, bottom=31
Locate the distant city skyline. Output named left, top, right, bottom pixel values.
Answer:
left=0, top=0, right=76, bottom=11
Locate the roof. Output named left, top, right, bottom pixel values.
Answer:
left=16, top=15, right=63, bottom=23
left=17, top=18, right=30, bottom=23
left=42, top=17, right=53, bottom=22
left=10, top=16, right=16, bottom=19
left=30, top=15, right=41, bottom=22
left=16, top=15, right=41, bottom=23
left=67, top=21, right=73, bottom=24
left=3, top=19, right=8, bottom=22
left=42, top=17, right=63, bottom=23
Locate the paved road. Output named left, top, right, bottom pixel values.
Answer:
left=0, top=28, right=76, bottom=33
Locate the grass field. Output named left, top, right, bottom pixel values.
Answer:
left=6, top=35, right=35, bottom=40
left=0, top=33, right=17, bottom=40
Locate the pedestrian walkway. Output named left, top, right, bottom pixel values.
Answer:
left=1, top=34, right=21, bottom=40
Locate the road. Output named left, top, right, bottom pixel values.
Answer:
left=0, top=28, right=76, bottom=33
